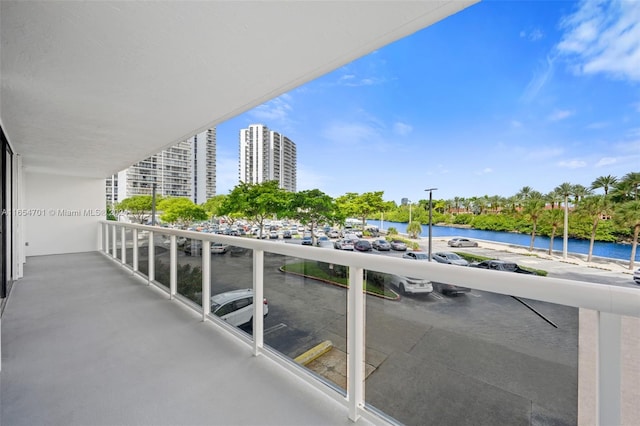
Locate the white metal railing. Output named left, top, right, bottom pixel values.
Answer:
left=101, top=221, right=640, bottom=425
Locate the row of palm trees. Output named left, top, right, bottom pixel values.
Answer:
left=443, top=173, right=640, bottom=269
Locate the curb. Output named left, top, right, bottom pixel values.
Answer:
left=294, top=340, right=333, bottom=365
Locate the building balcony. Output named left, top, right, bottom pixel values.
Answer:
left=3, top=222, right=637, bottom=425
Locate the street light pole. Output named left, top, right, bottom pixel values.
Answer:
left=424, top=188, right=438, bottom=261
left=409, top=200, right=412, bottom=224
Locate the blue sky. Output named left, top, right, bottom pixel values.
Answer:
left=215, top=0, right=640, bottom=204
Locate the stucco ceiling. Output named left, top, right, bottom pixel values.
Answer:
left=1, top=1, right=476, bottom=178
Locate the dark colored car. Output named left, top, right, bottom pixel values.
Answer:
left=371, top=239, right=391, bottom=251
left=283, top=230, right=292, bottom=239
left=432, top=252, right=469, bottom=266
left=390, top=240, right=407, bottom=251
left=354, top=240, right=372, bottom=252
left=433, top=282, right=471, bottom=296
left=469, top=259, right=534, bottom=274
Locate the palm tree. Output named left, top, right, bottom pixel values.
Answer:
left=613, top=200, right=640, bottom=269
left=591, top=175, right=618, bottom=196
left=571, top=184, right=592, bottom=203
left=542, top=208, right=564, bottom=255
left=545, top=190, right=563, bottom=210
left=524, top=197, right=547, bottom=251
left=516, top=186, right=533, bottom=200
left=453, top=197, right=461, bottom=215
left=575, top=195, right=611, bottom=262
left=620, top=172, right=640, bottom=200
left=555, top=182, right=573, bottom=259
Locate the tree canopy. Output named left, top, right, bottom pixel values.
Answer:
left=158, top=197, right=207, bottom=224
left=116, top=195, right=161, bottom=224
left=335, top=191, right=385, bottom=231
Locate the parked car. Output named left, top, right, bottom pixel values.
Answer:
left=301, top=235, right=313, bottom=245
left=633, top=267, right=640, bottom=285
left=354, top=240, right=372, bottom=252
left=316, top=235, right=330, bottom=245
left=210, top=289, right=268, bottom=328
left=269, top=230, right=279, bottom=239
left=447, top=238, right=479, bottom=248
left=371, top=239, right=391, bottom=251
left=390, top=240, right=407, bottom=251
left=432, top=251, right=469, bottom=266
left=402, top=252, right=429, bottom=260
left=210, top=242, right=229, bottom=254
left=328, top=230, right=340, bottom=239
left=282, top=230, right=292, bottom=239
left=433, top=282, right=471, bottom=296
left=333, top=239, right=355, bottom=250
left=469, top=259, right=534, bottom=274
left=389, top=274, right=433, bottom=295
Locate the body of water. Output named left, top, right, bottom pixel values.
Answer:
left=368, top=220, right=638, bottom=262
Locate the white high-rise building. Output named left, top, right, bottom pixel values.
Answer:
left=239, top=124, right=297, bottom=192
left=107, top=128, right=216, bottom=205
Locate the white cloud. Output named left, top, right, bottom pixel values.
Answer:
left=475, top=167, right=493, bottom=175
left=296, top=164, right=332, bottom=192
left=586, top=121, right=610, bottom=129
left=522, top=56, right=555, bottom=101
left=556, top=0, right=640, bottom=81
left=249, top=94, right=293, bottom=126
left=322, top=122, right=381, bottom=147
left=520, top=28, right=544, bottom=41
left=595, top=157, right=617, bottom=167
left=557, top=159, right=587, bottom=168
left=548, top=109, right=575, bottom=121
left=525, top=147, right=564, bottom=160
left=393, top=122, right=413, bottom=136
left=215, top=153, right=240, bottom=195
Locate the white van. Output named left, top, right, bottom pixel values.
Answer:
left=210, top=289, right=268, bottom=327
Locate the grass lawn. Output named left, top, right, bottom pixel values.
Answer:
left=281, top=261, right=398, bottom=298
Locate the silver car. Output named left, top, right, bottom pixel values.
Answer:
left=447, top=238, right=478, bottom=248
left=432, top=251, right=469, bottom=266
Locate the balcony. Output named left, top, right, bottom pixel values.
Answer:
left=3, top=222, right=637, bottom=425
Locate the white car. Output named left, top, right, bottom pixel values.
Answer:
left=389, top=275, right=433, bottom=295
left=634, top=268, right=640, bottom=285
left=210, top=242, right=229, bottom=254
left=210, top=289, right=268, bottom=328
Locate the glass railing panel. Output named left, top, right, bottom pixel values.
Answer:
left=263, top=249, right=348, bottom=393
left=124, top=228, right=133, bottom=268
left=137, top=230, right=150, bottom=277
left=153, top=232, right=171, bottom=290
left=115, top=226, right=123, bottom=260
left=176, top=236, right=202, bottom=306
left=363, top=265, right=578, bottom=426
left=208, top=241, right=254, bottom=334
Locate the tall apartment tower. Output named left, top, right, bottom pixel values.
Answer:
left=107, top=128, right=216, bottom=205
left=239, top=124, right=297, bottom=192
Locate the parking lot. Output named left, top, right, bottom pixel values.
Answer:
left=138, top=232, right=597, bottom=426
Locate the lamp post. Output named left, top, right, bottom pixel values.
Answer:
left=424, top=188, right=438, bottom=261
left=408, top=200, right=412, bottom=225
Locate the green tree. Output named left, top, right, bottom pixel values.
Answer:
left=116, top=195, right=160, bottom=224
left=335, top=191, right=385, bottom=231
left=555, top=182, right=574, bottom=258
left=288, top=189, right=341, bottom=243
left=406, top=221, right=422, bottom=239
left=541, top=208, right=564, bottom=255
left=219, top=181, right=290, bottom=239
left=158, top=197, right=208, bottom=225
left=524, top=198, right=547, bottom=251
left=575, top=195, right=611, bottom=262
left=591, top=175, right=618, bottom=197
left=620, top=172, right=640, bottom=201
left=614, top=200, right=640, bottom=270
left=201, top=195, right=227, bottom=221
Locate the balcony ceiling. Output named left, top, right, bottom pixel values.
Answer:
left=1, top=1, right=475, bottom=178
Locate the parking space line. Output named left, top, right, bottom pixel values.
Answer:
left=431, top=292, right=444, bottom=300
left=469, top=292, right=482, bottom=298
left=264, top=323, right=287, bottom=335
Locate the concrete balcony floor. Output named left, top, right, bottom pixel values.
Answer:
left=1, top=252, right=370, bottom=426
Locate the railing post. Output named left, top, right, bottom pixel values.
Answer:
left=120, top=226, right=126, bottom=264
left=347, top=266, right=365, bottom=421
left=148, top=231, right=155, bottom=284
left=169, top=234, right=177, bottom=299
left=202, top=240, right=211, bottom=321
left=111, top=224, right=117, bottom=259
left=104, top=223, right=110, bottom=255
left=132, top=228, right=138, bottom=272
left=253, top=249, right=264, bottom=356
left=597, top=311, right=621, bottom=426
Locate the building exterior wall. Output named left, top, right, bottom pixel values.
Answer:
left=108, top=128, right=216, bottom=205
left=24, top=172, right=104, bottom=256
left=239, top=124, right=296, bottom=192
